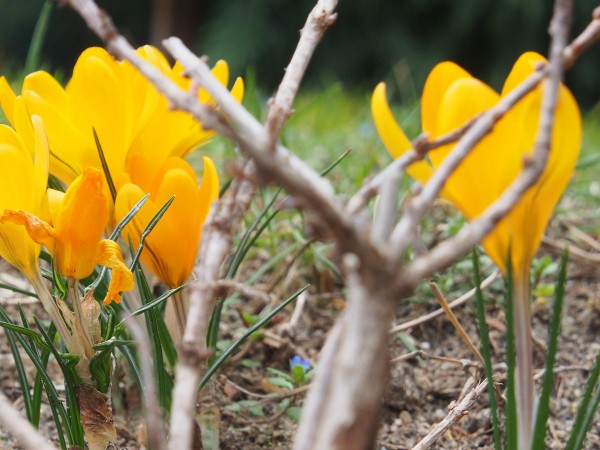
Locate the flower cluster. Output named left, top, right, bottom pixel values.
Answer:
left=0, top=47, right=243, bottom=373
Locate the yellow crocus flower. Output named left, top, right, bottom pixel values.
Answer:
left=372, top=51, right=581, bottom=275
left=115, top=156, right=219, bottom=289
left=1, top=168, right=134, bottom=305
left=0, top=46, right=243, bottom=188
left=373, top=51, right=581, bottom=450
left=0, top=115, right=48, bottom=280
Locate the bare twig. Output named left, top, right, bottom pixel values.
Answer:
left=347, top=119, right=476, bottom=215
left=412, top=380, right=489, bottom=450
left=565, top=223, right=600, bottom=252
left=294, top=255, right=394, bottom=450
left=563, top=6, right=600, bottom=67
left=163, top=37, right=383, bottom=268
left=0, top=393, right=56, bottom=450
left=429, top=281, right=484, bottom=365
left=265, top=0, right=339, bottom=143
left=211, top=279, right=271, bottom=304
left=62, top=2, right=600, bottom=450
left=389, top=271, right=499, bottom=334
left=542, top=235, right=600, bottom=264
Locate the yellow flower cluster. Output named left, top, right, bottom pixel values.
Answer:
left=0, top=46, right=242, bottom=305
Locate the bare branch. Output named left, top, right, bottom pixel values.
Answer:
left=563, top=6, right=600, bottom=67
left=163, top=37, right=383, bottom=267
left=389, top=271, right=499, bottom=334
left=412, top=379, right=489, bottom=450
left=265, top=0, right=339, bottom=143
left=0, top=393, right=57, bottom=450
left=347, top=119, right=476, bottom=215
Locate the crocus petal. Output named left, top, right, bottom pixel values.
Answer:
left=371, top=82, right=432, bottom=182
left=66, top=48, right=133, bottom=181
left=31, top=115, right=50, bottom=210
left=373, top=52, right=582, bottom=276
left=429, top=77, right=501, bottom=216
left=0, top=209, right=56, bottom=250
left=501, top=52, right=545, bottom=97
left=53, top=168, right=109, bottom=278
left=0, top=76, right=16, bottom=125
left=23, top=71, right=70, bottom=112
left=95, top=239, right=134, bottom=304
left=230, top=77, right=245, bottom=104
left=0, top=121, right=49, bottom=278
left=115, top=157, right=218, bottom=289
left=23, top=89, right=91, bottom=184
left=421, top=61, right=472, bottom=134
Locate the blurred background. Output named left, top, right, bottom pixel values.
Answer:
left=0, top=0, right=598, bottom=108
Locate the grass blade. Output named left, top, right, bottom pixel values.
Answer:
left=565, top=349, right=600, bottom=450
left=31, top=322, right=56, bottom=428
left=532, top=249, right=568, bottom=450
left=34, top=317, right=84, bottom=447
left=130, top=196, right=175, bottom=271
left=202, top=285, right=308, bottom=389
left=0, top=320, right=52, bottom=351
left=93, top=128, right=116, bottom=202
left=0, top=282, right=37, bottom=298
left=134, top=267, right=173, bottom=412
left=1, top=317, right=71, bottom=447
left=24, top=0, right=53, bottom=73
left=4, top=327, right=33, bottom=423
left=120, top=284, right=185, bottom=323
left=472, top=249, right=502, bottom=450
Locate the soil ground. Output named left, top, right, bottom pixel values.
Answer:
left=1, top=221, right=600, bottom=450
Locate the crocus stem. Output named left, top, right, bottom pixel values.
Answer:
left=513, top=268, right=535, bottom=450
left=165, top=289, right=189, bottom=344
left=28, top=271, right=72, bottom=346
left=67, top=277, right=95, bottom=370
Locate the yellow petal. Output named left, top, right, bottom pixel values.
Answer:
left=230, top=77, right=245, bottom=103
left=430, top=77, right=501, bottom=216
left=31, top=115, right=50, bottom=210
left=0, top=76, right=16, bottom=125
left=115, top=157, right=217, bottom=289
left=23, top=71, right=70, bottom=112
left=421, top=61, right=472, bottom=135
left=66, top=48, right=133, bottom=183
left=46, top=189, right=65, bottom=224
left=95, top=239, right=134, bottom=304
left=501, top=52, right=546, bottom=96
left=23, top=89, right=90, bottom=184
left=53, top=168, right=109, bottom=278
left=0, top=125, right=48, bottom=278
left=0, top=209, right=56, bottom=251
left=371, top=83, right=432, bottom=182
